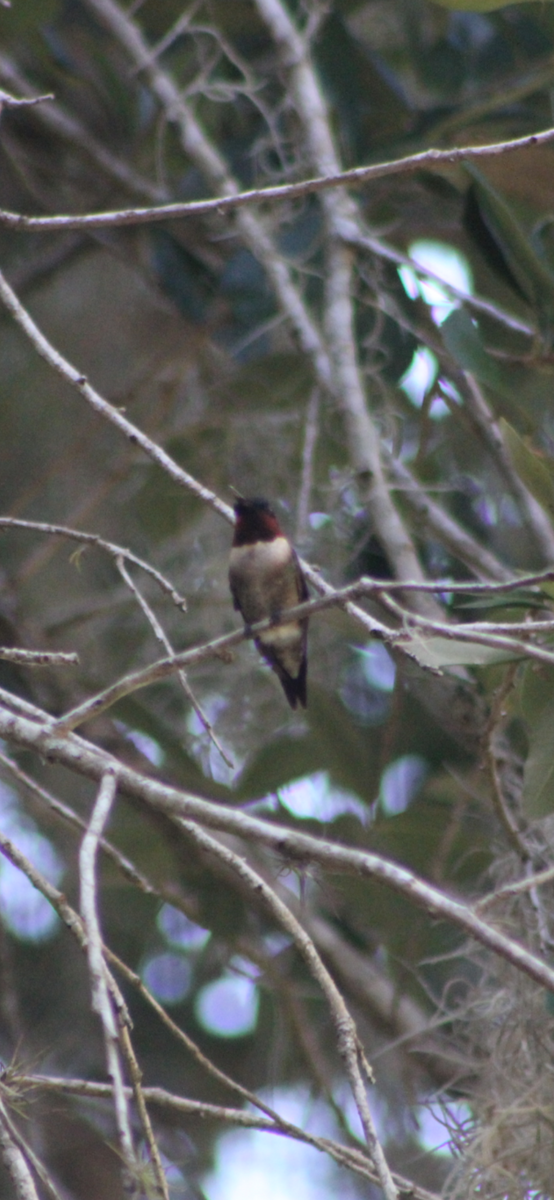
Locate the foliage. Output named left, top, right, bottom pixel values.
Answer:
left=1, top=1, right=554, bottom=1198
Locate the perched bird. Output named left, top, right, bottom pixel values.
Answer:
left=229, top=497, right=308, bottom=709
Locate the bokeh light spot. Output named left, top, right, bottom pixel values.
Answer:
left=195, top=973, right=259, bottom=1037
left=142, top=952, right=191, bottom=1004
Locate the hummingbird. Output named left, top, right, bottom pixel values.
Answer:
left=229, top=497, right=308, bottom=709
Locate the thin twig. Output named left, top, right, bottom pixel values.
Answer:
left=82, top=0, right=333, bottom=391
left=178, top=820, right=398, bottom=1200
left=115, top=555, right=232, bottom=768
left=0, top=265, right=498, bottom=712
left=105, top=955, right=391, bottom=1186
left=2, top=703, right=554, bottom=995
left=0, top=89, right=53, bottom=114
left=117, top=1019, right=170, bottom=1200
left=0, top=649, right=78, bottom=667
left=0, top=125, right=552, bottom=233
left=0, top=1100, right=40, bottom=1200
left=0, top=516, right=187, bottom=609
left=254, top=0, right=435, bottom=616
left=49, top=587, right=391, bottom=733
left=49, top=579, right=554, bottom=735
left=0, top=748, right=157, bottom=888
left=81, top=775, right=169, bottom=1197
left=388, top=456, right=512, bottom=583
left=0, top=826, right=88, bottom=946
left=0, top=269, right=232, bottom=524
left=248, top=942, right=358, bottom=1141
left=296, top=387, right=319, bottom=542
left=376, top=590, right=554, bottom=666
left=79, top=771, right=139, bottom=1188
left=0, top=42, right=535, bottom=347
left=0, top=1098, right=63, bottom=1200
left=0, top=53, right=166, bottom=204
left=0, top=747, right=206, bottom=927
left=475, top=862, right=554, bottom=911
left=482, top=664, right=530, bottom=859
left=5, top=511, right=553, bottom=599
left=463, top=374, right=554, bottom=561
left=0, top=740, right=452, bottom=1091
left=105, top=944, right=418, bottom=1191
left=341, top=225, right=535, bottom=338
left=0, top=820, right=164, bottom=1200
left=12, top=1076, right=440, bottom=1200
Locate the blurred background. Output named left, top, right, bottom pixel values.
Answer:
left=2, top=1, right=554, bottom=1196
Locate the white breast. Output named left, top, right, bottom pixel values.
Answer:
left=229, top=537, right=295, bottom=624
left=230, top=537, right=291, bottom=572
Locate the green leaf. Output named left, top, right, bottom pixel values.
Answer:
left=520, top=664, right=554, bottom=817
left=500, top=419, right=554, bottom=517
left=441, top=310, right=530, bottom=425
left=236, top=686, right=382, bottom=806
left=464, top=165, right=554, bottom=319
left=520, top=661, right=554, bottom=726
left=432, top=0, right=552, bottom=11
left=150, top=230, right=217, bottom=323
left=235, top=733, right=327, bottom=801
left=453, top=591, right=548, bottom=612
left=523, top=696, right=554, bottom=817
left=465, top=185, right=529, bottom=302
left=305, top=686, right=383, bottom=802
left=442, top=308, right=503, bottom=388
left=314, top=13, right=410, bottom=159
left=403, top=634, right=519, bottom=669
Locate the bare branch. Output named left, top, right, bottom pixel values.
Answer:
left=462, top=373, right=554, bottom=561
left=105, top=936, right=437, bottom=1195
left=254, top=0, right=436, bottom=610
left=0, top=746, right=170, bottom=900
left=107, top=944, right=322, bottom=1135
left=0, top=1100, right=40, bottom=1200
left=178, top=821, right=398, bottom=1200
left=0, top=256, right=500, bottom=724
left=15, top=1076, right=440, bottom=1200
left=0, top=125, right=551, bottom=235
left=115, top=554, right=232, bottom=768
left=81, top=0, right=332, bottom=390
left=301, top=913, right=460, bottom=1086
left=2, top=5, right=553, bottom=1193
left=0, top=825, right=87, bottom=947
left=0, top=649, right=78, bottom=667
left=105, top=952, right=389, bottom=1187
left=0, top=803, right=365, bottom=1172
left=0, top=53, right=165, bottom=204
left=296, top=387, right=320, bottom=542
left=0, top=269, right=232, bottom=524
left=0, top=88, right=53, bottom=114
left=0, top=737, right=455, bottom=1091
left=476, top=862, right=554, bottom=911
left=49, top=587, right=391, bottom=733
left=2, top=703, right=554, bottom=996
left=0, top=516, right=187, bottom=609
left=388, top=456, right=513, bottom=582
left=342, top=225, right=535, bottom=339
left=0, top=1097, right=63, bottom=1200
left=0, top=806, right=165, bottom=1199
left=48, top=571, right=554, bottom=735
left=78, top=771, right=139, bottom=1185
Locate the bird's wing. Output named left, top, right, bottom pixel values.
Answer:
left=294, top=553, right=309, bottom=604
left=229, top=578, right=242, bottom=612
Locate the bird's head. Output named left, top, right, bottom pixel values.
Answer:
left=232, top=497, right=283, bottom=545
